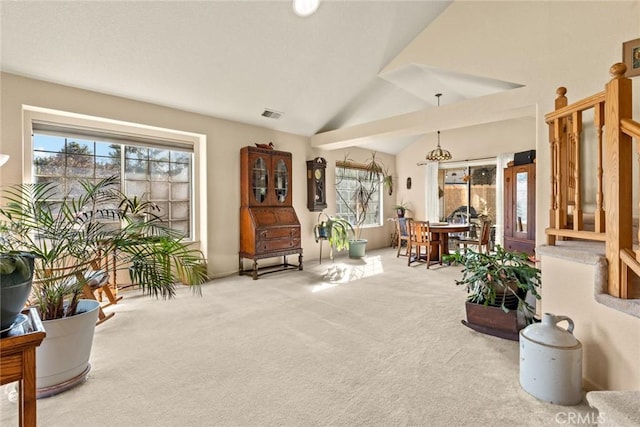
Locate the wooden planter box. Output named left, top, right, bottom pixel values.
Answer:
left=461, top=301, right=523, bottom=341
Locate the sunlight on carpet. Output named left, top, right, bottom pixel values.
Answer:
left=314, top=255, right=384, bottom=292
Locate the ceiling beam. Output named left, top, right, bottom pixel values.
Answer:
left=311, top=87, right=536, bottom=150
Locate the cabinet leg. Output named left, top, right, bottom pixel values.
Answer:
left=252, top=260, right=258, bottom=280
left=298, top=253, right=303, bottom=270
left=238, top=255, right=243, bottom=275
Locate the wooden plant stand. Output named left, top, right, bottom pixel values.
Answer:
left=0, top=308, right=46, bottom=426
left=461, top=301, right=523, bottom=341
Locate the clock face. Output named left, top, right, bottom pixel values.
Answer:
left=314, top=169, right=322, bottom=180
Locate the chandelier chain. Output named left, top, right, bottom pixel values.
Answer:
left=425, top=93, right=452, bottom=161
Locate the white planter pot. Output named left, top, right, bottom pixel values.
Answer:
left=36, top=299, right=99, bottom=397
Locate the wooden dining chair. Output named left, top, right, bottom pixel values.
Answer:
left=458, top=219, right=492, bottom=254
left=396, top=217, right=412, bottom=257
left=407, top=220, right=442, bottom=269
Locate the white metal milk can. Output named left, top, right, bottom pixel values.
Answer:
left=519, top=313, right=583, bottom=405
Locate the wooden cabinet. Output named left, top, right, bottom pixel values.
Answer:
left=239, top=146, right=303, bottom=279
left=504, top=161, right=536, bottom=256
left=241, top=148, right=293, bottom=207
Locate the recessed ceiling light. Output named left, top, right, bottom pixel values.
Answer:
left=292, top=0, right=320, bottom=17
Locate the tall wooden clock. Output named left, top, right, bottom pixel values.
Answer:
left=306, top=157, right=327, bottom=212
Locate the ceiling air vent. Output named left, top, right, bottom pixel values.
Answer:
left=261, top=109, right=283, bottom=119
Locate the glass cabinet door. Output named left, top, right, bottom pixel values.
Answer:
left=515, top=170, right=528, bottom=235
left=274, top=159, right=288, bottom=204
left=252, top=157, right=268, bottom=203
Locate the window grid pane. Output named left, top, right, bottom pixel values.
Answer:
left=33, top=134, right=193, bottom=239
left=440, top=164, right=496, bottom=226
left=335, top=166, right=381, bottom=227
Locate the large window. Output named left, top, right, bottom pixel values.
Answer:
left=32, top=132, right=194, bottom=238
left=335, top=164, right=382, bottom=227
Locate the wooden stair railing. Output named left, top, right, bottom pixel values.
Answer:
left=545, top=89, right=606, bottom=243
left=545, top=62, right=639, bottom=299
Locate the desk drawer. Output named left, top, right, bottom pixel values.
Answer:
left=0, top=353, right=23, bottom=384
left=256, top=238, right=301, bottom=253
left=258, top=227, right=299, bottom=240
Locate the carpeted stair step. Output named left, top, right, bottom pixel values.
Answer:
left=586, top=390, right=640, bottom=426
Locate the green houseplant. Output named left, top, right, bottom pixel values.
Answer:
left=446, top=245, right=541, bottom=339
left=0, top=175, right=207, bottom=394
left=335, top=152, right=388, bottom=258
left=382, top=173, right=393, bottom=196
left=0, top=251, right=36, bottom=330
left=393, top=201, right=411, bottom=218
left=313, top=213, right=354, bottom=261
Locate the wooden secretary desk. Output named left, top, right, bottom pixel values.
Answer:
left=239, top=146, right=303, bottom=279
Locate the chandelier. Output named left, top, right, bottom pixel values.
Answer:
left=425, top=93, right=452, bottom=162
left=425, top=131, right=452, bottom=161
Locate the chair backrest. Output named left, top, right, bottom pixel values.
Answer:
left=410, top=220, right=433, bottom=244
left=479, top=220, right=491, bottom=244
left=397, top=217, right=412, bottom=237
left=452, top=212, right=468, bottom=224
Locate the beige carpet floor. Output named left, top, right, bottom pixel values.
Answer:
left=2, top=248, right=598, bottom=426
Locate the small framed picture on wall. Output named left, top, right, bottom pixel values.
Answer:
left=623, top=38, right=640, bottom=78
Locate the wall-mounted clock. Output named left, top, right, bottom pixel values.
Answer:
left=306, top=157, right=327, bottom=212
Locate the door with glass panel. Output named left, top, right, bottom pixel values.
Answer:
left=439, top=165, right=496, bottom=224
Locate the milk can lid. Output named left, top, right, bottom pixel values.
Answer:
left=521, top=313, right=581, bottom=348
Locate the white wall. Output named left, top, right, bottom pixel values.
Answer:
left=384, top=1, right=640, bottom=392
left=314, top=1, right=639, bottom=243
left=0, top=73, right=396, bottom=277
left=387, top=0, right=640, bottom=245
left=395, top=118, right=536, bottom=221
left=541, top=253, right=640, bottom=390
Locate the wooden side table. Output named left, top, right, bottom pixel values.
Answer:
left=0, top=308, right=46, bottom=426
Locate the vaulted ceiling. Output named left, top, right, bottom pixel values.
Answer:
left=1, top=1, right=523, bottom=154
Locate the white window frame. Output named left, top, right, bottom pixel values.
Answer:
left=334, top=163, right=383, bottom=228
left=22, top=106, right=207, bottom=253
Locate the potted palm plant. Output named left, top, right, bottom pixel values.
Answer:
left=445, top=245, right=541, bottom=340
left=335, top=152, right=387, bottom=258
left=0, top=176, right=207, bottom=397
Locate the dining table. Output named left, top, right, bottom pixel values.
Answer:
left=423, top=222, right=470, bottom=259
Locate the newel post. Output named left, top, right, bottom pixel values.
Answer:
left=548, top=87, right=568, bottom=246
left=604, top=63, right=633, bottom=298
